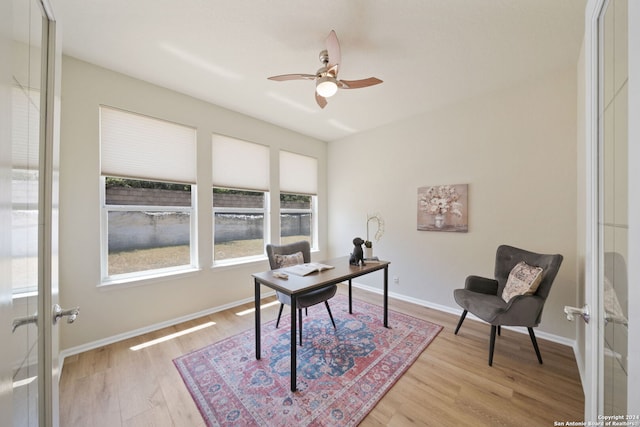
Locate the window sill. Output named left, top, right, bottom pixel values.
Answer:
left=211, top=248, right=321, bottom=271
left=98, top=266, right=201, bottom=290
left=212, top=254, right=268, bottom=270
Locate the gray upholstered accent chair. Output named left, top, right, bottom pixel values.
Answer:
left=266, top=241, right=337, bottom=345
left=453, top=244, right=563, bottom=366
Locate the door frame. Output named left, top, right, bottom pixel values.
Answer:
left=39, top=1, right=61, bottom=425
left=583, top=0, right=604, bottom=419
left=627, top=0, right=640, bottom=413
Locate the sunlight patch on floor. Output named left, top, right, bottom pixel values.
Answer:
left=236, top=300, right=280, bottom=316
left=129, top=321, right=216, bottom=351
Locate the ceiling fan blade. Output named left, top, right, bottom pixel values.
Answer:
left=338, top=77, right=383, bottom=89
left=268, top=73, right=316, bottom=81
left=325, top=30, right=341, bottom=73
left=315, top=92, right=327, bottom=109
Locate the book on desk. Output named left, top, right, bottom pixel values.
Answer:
left=283, top=262, right=335, bottom=276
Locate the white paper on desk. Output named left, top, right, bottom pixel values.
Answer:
left=283, top=262, right=335, bottom=276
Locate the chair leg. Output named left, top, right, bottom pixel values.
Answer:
left=489, top=325, right=497, bottom=366
left=454, top=310, right=468, bottom=335
left=528, top=327, right=543, bottom=364
left=497, top=325, right=501, bottom=336
left=276, top=303, right=284, bottom=328
left=325, top=301, right=336, bottom=329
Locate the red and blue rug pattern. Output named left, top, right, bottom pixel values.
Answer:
left=173, top=294, right=442, bottom=426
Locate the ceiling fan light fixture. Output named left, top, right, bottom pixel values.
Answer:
left=316, top=76, right=338, bottom=98
left=267, top=30, right=382, bottom=108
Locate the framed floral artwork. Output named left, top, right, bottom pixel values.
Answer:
left=417, top=184, right=468, bottom=232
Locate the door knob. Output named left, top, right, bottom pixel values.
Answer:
left=53, top=304, right=80, bottom=325
left=564, top=305, right=590, bottom=324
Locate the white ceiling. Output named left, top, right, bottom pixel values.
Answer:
left=53, top=0, right=586, bottom=142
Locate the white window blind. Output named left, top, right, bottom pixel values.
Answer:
left=100, top=106, right=196, bottom=184
left=280, top=151, right=317, bottom=195
left=212, top=134, right=269, bottom=191
left=11, top=86, right=40, bottom=170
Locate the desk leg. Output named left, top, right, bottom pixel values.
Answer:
left=383, top=266, right=389, bottom=328
left=254, top=279, right=261, bottom=359
left=348, top=279, right=353, bottom=314
left=290, top=296, right=297, bottom=392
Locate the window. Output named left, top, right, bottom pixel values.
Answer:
left=212, top=135, right=269, bottom=263
left=213, top=188, right=267, bottom=262
left=280, top=193, right=315, bottom=246
left=103, top=178, right=194, bottom=278
left=279, top=151, right=318, bottom=249
left=100, top=106, right=196, bottom=282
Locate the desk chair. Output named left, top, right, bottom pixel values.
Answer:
left=266, top=241, right=337, bottom=345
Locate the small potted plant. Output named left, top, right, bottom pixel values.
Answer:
left=364, top=239, right=373, bottom=258
left=365, top=213, right=384, bottom=258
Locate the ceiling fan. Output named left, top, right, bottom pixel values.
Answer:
left=267, top=30, right=383, bottom=109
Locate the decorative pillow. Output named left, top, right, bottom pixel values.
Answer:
left=501, top=261, right=544, bottom=302
left=274, top=251, right=304, bottom=269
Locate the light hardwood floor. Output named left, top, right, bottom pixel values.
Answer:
left=59, top=285, right=584, bottom=426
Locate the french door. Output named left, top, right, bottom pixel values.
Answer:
left=584, top=0, right=631, bottom=419
left=1, top=0, right=64, bottom=425
left=597, top=0, right=629, bottom=415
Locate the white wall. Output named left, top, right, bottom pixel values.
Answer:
left=58, top=56, right=328, bottom=351
left=328, top=66, right=579, bottom=341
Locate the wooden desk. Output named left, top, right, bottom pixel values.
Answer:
left=252, top=256, right=390, bottom=392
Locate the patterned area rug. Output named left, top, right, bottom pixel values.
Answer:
left=173, top=295, right=442, bottom=426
